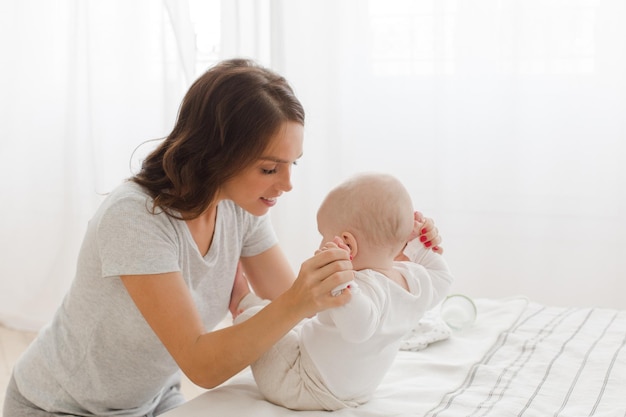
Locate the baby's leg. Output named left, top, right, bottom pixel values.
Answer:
left=230, top=262, right=277, bottom=325
left=232, top=293, right=269, bottom=323
left=233, top=304, right=349, bottom=410
left=230, top=272, right=344, bottom=410
left=251, top=329, right=316, bottom=410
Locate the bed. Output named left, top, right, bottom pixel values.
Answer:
left=163, top=297, right=626, bottom=416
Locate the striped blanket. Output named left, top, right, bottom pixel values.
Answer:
left=425, top=303, right=626, bottom=417
left=163, top=298, right=625, bottom=417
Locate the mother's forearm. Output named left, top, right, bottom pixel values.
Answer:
left=240, top=245, right=296, bottom=300
left=185, top=291, right=305, bottom=388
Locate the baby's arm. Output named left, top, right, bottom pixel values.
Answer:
left=324, top=280, right=384, bottom=343
left=403, top=238, right=454, bottom=309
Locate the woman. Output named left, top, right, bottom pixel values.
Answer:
left=3, top=59, right=441, bottom=416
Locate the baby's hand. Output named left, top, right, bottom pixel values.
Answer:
left=318, top=237, right=356, bottom=296
left=413, top=211, right=443, bottom=254
left=407, top=211, right=424, bottom=242
left=315, top=240, right=339, bottom=255
left=331, top=236, right=351, bottom=256
left=316, top=237, right=351, bottom=257
left=397, top=211, right=443, bottom=260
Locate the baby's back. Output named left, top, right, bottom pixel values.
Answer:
left=300, top=265, right=428, bottom=401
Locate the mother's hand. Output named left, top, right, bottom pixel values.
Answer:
left=396, top=211, right=444, bottom=261
left=288, top=244, right=354, bottom=318
left=414, top=211, right=443, bottom=254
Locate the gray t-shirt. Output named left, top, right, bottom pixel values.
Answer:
left=14, top=181, right=278, bottom=416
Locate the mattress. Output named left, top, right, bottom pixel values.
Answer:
left=162, top=297, right=626, bottom=416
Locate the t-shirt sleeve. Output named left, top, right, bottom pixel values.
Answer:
left=240, top=212, right=278, bottom=257
left=96, top=196, right=181, bottom=278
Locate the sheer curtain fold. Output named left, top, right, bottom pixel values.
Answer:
left=0, top=0, right=193, bottom=331
left=2, top=0, right=625, bottom=332
left=225, top=0, right=626, bottom=309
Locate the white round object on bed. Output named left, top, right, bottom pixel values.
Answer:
left=440, top=294, right=477, bottom=330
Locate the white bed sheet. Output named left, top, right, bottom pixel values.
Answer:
left=163, top=297, right=529, bottom=417
left=425, top=301, right=626, bottom=417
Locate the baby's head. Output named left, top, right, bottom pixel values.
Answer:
left=316, top=172, right=414, bottom=265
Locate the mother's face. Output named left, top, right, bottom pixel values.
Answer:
left=218, top=121, right=304, bottom=216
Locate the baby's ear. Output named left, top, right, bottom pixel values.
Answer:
left=341, top=232, right=358, bottom=258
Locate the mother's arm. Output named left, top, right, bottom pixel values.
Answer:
left=239, top=245, right=295, bottom=300
left=121, top=246, right=352, bottom=390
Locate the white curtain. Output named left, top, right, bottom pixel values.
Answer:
left=0, top=0, right=194, bottom=330
left=2, top=0, right=625, bottom=331
left=224, top=0, right=626, bottom=310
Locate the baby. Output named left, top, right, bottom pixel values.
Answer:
left=231, top=172, right=453, bottom=410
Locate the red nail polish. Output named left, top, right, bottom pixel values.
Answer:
left=421, top=228, right=428, bottom=234
left=425, top=241, right=432, bottom=247
left=420, top=235, right=428, bottom=242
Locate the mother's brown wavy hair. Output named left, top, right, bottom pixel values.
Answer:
left=131, top=59, right=305, bottom=220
